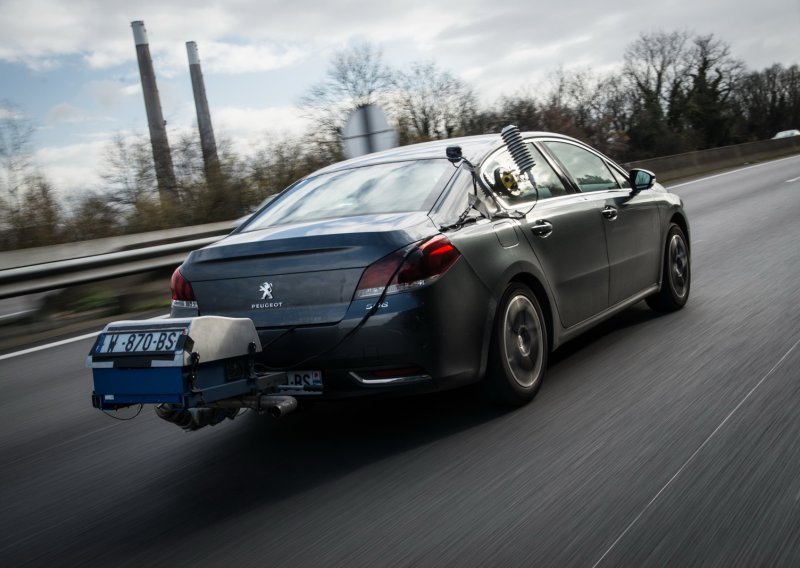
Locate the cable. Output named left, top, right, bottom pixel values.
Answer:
left=101, top=404, right=144, bottom=421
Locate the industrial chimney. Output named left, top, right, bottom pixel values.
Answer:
left=131, top=21, right=178, bottom=205
left=186, top=41, right=220, bottom=178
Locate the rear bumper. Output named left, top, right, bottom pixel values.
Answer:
left=257, top=277, right=490, bottom=398
left=175, top=261, right=494, bottom=399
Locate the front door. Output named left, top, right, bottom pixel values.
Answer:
left=602, top=188, right=661, bottom=305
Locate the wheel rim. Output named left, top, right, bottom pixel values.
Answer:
left=668, top=234, right=689, bottom=298
left=502, top=294, right=544, bottom=388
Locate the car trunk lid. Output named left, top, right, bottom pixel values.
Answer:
left=181, top=212, right=438, bottom=327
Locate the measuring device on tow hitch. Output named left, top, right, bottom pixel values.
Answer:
left=87, top=316, right=315, bottom=430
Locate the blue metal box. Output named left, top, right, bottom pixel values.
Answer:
left=88, top=316, right=262, bottom=410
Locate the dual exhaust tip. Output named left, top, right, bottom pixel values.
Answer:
left=156, top=395, right=298, bottom=432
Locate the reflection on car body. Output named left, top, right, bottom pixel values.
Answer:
left=171, top=131, right=691, bottom=406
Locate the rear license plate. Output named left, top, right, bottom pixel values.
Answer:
left=94, top=330, right=184, bottom=355
left=280, top=370, right=323, bottom=394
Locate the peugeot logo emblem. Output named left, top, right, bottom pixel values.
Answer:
left=259, top=282, right=273, bottom=300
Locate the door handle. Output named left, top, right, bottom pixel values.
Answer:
left=602, top=206, right=618, bottom=220
left=531, top=220, right=553, bottom=237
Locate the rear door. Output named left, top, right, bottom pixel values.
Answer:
left=482, top=142, right=610, bottom=328
left=521, top=194, right=610, bottom=326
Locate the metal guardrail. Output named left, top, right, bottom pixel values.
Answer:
left=0, top=236, right=223, bottom=300
left=1, top=138, right=798, bottom=301
left=627, top=135, right=800, bottom=182
left=0, top=219, right=236, bottom=270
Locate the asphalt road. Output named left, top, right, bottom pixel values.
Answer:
left=2, top=155, right=800, bottom=567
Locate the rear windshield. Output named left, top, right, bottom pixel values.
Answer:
left=243, top=159, right=453, bottom=231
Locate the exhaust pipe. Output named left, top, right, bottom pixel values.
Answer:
left=208, top=395, right=298, bottom=416
left=261, top=395, right=298, bottom=418
left=155, top=395, right=298, bottom=431
left=155, top=404, right=235, bottom=432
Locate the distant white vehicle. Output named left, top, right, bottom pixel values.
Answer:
left=772, top=129, right=800, bottom=139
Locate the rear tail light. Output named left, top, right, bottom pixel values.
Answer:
left=170, top=266, right=198, bottom=308
left=354, top=235, right=461, bottom=300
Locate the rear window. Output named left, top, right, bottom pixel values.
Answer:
left=243, top=159, right=453, bottom=231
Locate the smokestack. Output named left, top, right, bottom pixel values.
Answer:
left=131, top=21, right=178, bottom=205
left=186, top=41, right=219, bottom=178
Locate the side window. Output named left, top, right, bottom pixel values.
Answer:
left=481, top=143, right=567, bottom=203
left=543, top=141, right=620, bottom=192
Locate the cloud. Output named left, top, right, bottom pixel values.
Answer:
left=0, top=106, right=23, bottom=120
left=1, top=0, right=796, bottom=82
left=106, top=39, right=312, bottom=78
left=34, top=140, right=108, bottom=195
left=0, top=1, right=444, bottom=72
left=211, top=105, right=311, bottom=153
left=45, top=103, right=86, bottom=124
left=87, top=80, right=141, bottom=110
left=198, top=42, right=310, bottom=74
left=84, top=49, right=130, bottom=70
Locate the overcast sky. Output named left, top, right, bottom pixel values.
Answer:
left=1, top=0, right=798, bottom=198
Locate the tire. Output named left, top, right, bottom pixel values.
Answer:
left=486, top=283, right=548, bottom=406
left=646, top=223, right=690, bottom=313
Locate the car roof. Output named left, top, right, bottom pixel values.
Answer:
left=313, top=131, right=580, bottom=175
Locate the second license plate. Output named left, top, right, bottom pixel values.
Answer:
left=281, top=370, right=323, bottom=393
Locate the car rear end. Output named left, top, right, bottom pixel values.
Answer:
left=171, top=157, right=491, bottom=399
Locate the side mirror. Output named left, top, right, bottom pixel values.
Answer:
left=629, top=169, right=655, bottom=191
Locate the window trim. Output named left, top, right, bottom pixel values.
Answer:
left=478, top=138, right=577, bottom=210
left=537, top=138, right=632, bottom=196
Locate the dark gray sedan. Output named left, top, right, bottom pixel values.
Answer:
left=170, top=131, right=690, bottom=405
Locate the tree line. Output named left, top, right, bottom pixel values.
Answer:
left=1, top=30, right=798, bottom=251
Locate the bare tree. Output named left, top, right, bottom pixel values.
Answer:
left=681, top=35, right=745, bottom=148
left=467, top=89, right=541, bottom=136
left=11, top=174, right=62, bottom=248
left=0, top=106, right=66, bottom=250
left=63, top=192, right=123, bottom=241
left=394, top=61, right=477, bottom=142
left=622, top=31, right=695, bottom=156
left=557, top=70, right=632, bottom=158
left=99, top=132, right=158, bottom=208
left=734, top=63, right=800, bottom=141
left=623, top=30, right=692, bottom=120
left=170, top=131, right=206, bottom=190
left=298, top=42, right=395, bottom=159
left=0, top=103, right=36, bottom=209
left=247, top=136, right=329, bottom=202
left=174, top=134, right=252, bottom=224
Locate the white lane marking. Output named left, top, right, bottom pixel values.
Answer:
left=0, top=331, right=101, bottom=362
left=0, top=314, right=170, bottom=362
left=591, top=337, right=800, bottom=568
left=667, top=154, right=800, bottom=189
left=786, top=176, right=800, bottom=183
left=0, top=310, right=34, bottom=322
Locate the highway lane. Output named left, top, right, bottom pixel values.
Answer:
left=1, top=155, right=799, bottom=567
